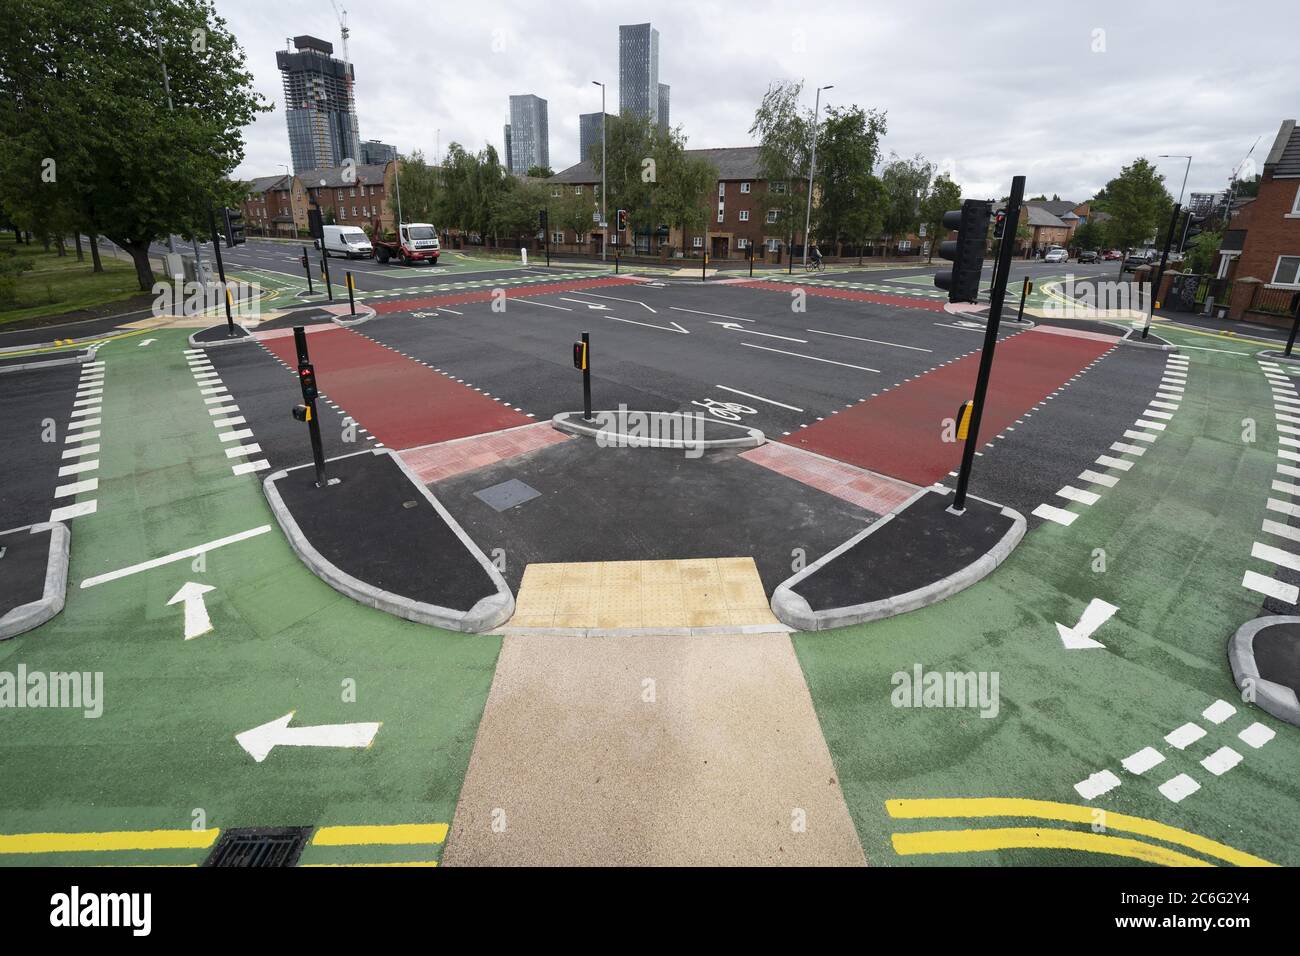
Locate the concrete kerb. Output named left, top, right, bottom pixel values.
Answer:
left=262, top=448, right=514, bottom=633
left=1256, top=349, right=1300, bottom=366
left=1228, top=616, right=1300, bottom=728
left=551, top=410, right=764, bottom=450
left=770, top=485, right=1026, bottom=631
left=501, top=622, right=794, bottom=639
left=0, top=523, right=70, bottom=640
left=187, top=323, right=252, bottom=348
left=0, top=346, right=98, bottom=376
left=1119, top=327, right=1177, bottom=351
left=331, top=302, right=379, bottom=327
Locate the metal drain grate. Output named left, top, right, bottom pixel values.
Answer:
left=474, top=478, right=541, bottom=512
left=203, top=827, right=313, bottom=867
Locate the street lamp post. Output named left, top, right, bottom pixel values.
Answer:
left=593, top=81, right=606, bottom=262
left=1159, top=154, right=1192, bottom=251
left=802, top=84, right=833, bottom=269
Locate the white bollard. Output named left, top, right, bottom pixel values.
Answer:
left=521, top=247, right=528, bottom=266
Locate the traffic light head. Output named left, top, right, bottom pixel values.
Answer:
left=298, top=363, right=317, bottom=402
left=934, top=200, right=992, bottom=304
left=993, top=209, right=1007, bottom=240
left=572, top=340, right=588, bottom=371
left=222, top=207, right=246, bottom=247
left=616, top=209, right=628, bottom=232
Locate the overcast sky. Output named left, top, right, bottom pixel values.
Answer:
left=223, top=0, right=1299, bottom=202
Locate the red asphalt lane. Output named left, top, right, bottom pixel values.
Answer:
left=782, top=327, right=1114, bottom=485
left=369, top=276, right=645, bottom=314
left=728, top=280, right=947, bottom=312
left=262, top=326, right=532, bottom=449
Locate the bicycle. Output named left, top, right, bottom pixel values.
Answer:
left=804, top=258, right=826, bottom=273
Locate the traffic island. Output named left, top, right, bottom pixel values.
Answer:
left=1256, top=349, right=1300, bottom=366
left=552, top=409, right=764, bottom=450
left=771, top=485, right=1025, bottom=631
left=263, top=448, right=513, bottom=632
left=1119, top=327, right=1176, bottom=351
left=0, top=347, right=97, bottom=376
left=0, top=523, right=70, bottom=640
left=188, top=323, right=251, bottom=348
left=1229, top=616, right=1300, bottom=727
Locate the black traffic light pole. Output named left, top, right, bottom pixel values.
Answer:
left=1285, top=293, right=1300, bottom=357
left=292, top=325, right=327, bottom=487
left=301, top=245, right=314, bottom=294
left=581, top=331, right=592, bottom=420
left=206, top=207, right=236, bottom=336
left=1140, top=202, right=1182, bottom=340
left=952, top=175, right=1025, bottom=514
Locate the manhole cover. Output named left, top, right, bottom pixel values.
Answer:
left=474, top=478, right=541, bottom=512
left=203, top=826, right=313, bottom=867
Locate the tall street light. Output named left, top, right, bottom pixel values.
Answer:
left=592, top=81, right=607, bottom=262
left=803, top=84, right=833, bottom=269
left=1159, top=154, right=1192, bottom=251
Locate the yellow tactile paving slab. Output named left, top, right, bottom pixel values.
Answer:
left=508, top=557, right=779, bottom=629
left=443, top=631, right=866, bottom=866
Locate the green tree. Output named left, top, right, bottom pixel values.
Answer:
left=656, top=143, right=716, bottom=256
left=1070, top=219, right=1107, bottom=251
left=1095, top=158, right=1172, bottom=251
left=491, top=177, right=549, bottom=240
left=524, top=164, right=554, bottom=179
left=550, top=188, right=594, bottom=253
left=1186, top=229, right=1222, bottom=274
left=880, top=154, right=934, bottom=252
left=749, top=80, right=811, bottom=253
left=919, top=172, right=962, bottom=262
left=814, top=105, right=888, bottom=254
left=591, top=111, right=660, bottom=238
left=0, top=0, right=269, bottom=290
left=387, top=151, right=442, bottom=229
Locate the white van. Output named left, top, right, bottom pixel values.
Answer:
left=320, top=225, right=373, bottom=259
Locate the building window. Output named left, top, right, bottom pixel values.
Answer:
left=575, top=185, right=583, bottom=195
left=718, top=183, right=725, bottom=199
left=552, top=187, right=562, bottom=198
left=898, top=240, right=912, bottom=251
left=1290, top=185, right=1300, bottom=217
left=717, top=207, right=725, bottom=223
left=771, top=181, right=787, bottom=195
left=551, top=231, right=564, bottom=244
left=349, top=187, right=356, bottom=198
left=739, top=210, right=750, bottom=222
left=741, top=182, right=751, bottom=194
left=766, top=210, right=778, bottom=223
left=737, top=238, right=749, bottom=249
left=352, top=206, right=357, bottom=217
left=766, top=238, right=780, bottom=252
left=1272, top=256, right=1300, bottom=286
left=692, top=236, right=703, bottom=248
left=336, top=189, right=343, bottom=201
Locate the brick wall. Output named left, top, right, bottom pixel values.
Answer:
left=1234, top=173, right=1300, bottom=284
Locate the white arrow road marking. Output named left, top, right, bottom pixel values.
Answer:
left=167, top=581, right=215, bottom=640
left=709, top=321, right=807, bottom=343
left=138, top=338, right=156, bottom=347
left=606, top=316, right=689, bottom=334
left=1055, top=598, right=1118, bottom=649
left=236, top=711, right=382, bottom=763
left=560, top=297, right=607, bottom=309
left=568, top=290, right=658, bottom=313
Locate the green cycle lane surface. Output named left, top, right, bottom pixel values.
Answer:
left=792, top=331, right=1300, bottom=867
left=0, top=328, right=500, bottom=866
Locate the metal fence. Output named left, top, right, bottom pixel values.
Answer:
left=1251, top=285, right=1300, bottom=316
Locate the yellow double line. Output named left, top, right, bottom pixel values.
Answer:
left=887, top=797, right=1275, bottom=867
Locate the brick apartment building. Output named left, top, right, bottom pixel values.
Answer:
left=240, top=161, right=400, bottom=239
left=547, top=147, right=805, bottom=260
left=1216, top=119, right=1300, bottom=288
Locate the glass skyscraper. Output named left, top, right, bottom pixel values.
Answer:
left=276, top=35, right=361, bottom=174
left=507, top=95, right=549, bottom=174
left=619, top=23, right=660, bottom=125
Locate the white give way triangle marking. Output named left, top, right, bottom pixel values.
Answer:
left=167, top=581, right=215, bottom=640
left=236, top=711, right=383, bottom=762
left=1056, top=598, right=1118, bottom=649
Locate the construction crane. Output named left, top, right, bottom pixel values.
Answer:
left=329, top=0, right=350, bottom=70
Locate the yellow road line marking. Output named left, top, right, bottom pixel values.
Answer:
left=311, top=823, right=448, bottom=847
left=885, top=797, right=1274, bottom=866
left=301, top=860, right=439, bottom=867
left=892, top=827, right=1211, bottom=867
left=0, top=828, right=219, bottom=855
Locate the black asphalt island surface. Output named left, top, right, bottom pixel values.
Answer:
left=790, top=488, right=1013, bottom=612
left=191, top=323, right=251, bottom=344
left=433, top=440, right=878, bottom=595
left=0, top=364, right=82, bottom=528
left=270, top=451, right=499, bottom=612
left=204, top=340, right=381, bottom=472
left=1251, top=622, right=1300, bottom=698
left=0, top=525, right=53, bottom=614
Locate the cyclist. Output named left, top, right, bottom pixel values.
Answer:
left=810, top=242, right=824, bottom=271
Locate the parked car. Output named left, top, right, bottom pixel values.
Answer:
left=1102, top=249, right=1123, bottom=261
left=1044, top=247, right=1069, bottom=264
left=1121, top=250, right=1155, bottom=273
left=1077, top=250, right=1100, bottom=263
left=319, top=225, right=373, bottom=259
